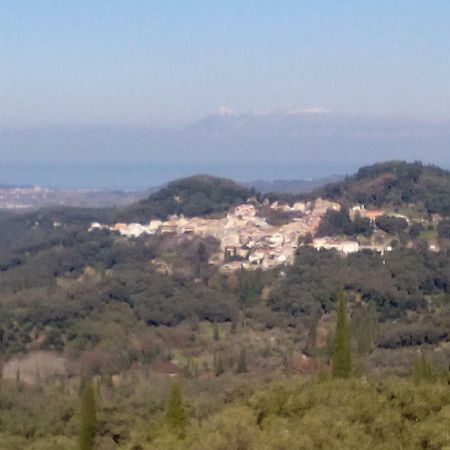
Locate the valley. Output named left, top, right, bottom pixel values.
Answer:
left=0, top=161, right=449, bottom=449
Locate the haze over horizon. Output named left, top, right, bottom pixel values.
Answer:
left=2, top=1, right=450, bottom=188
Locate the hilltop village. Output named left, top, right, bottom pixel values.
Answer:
left=89, top=197, right=417, bottom=272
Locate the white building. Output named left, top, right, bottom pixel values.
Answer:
left=292, top=202, right=307, bottom=212
left=312, top=238, right=359, bottom=254
left=232, top=204, right=256, bottom=218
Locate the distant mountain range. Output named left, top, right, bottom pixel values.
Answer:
left=2, top=109, right=450, bottom=185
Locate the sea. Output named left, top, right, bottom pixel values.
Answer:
left=0, top=161, right=352, bottom=191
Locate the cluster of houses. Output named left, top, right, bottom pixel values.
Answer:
left=90, top=198, right=432, bottom=272
left=90, top=197, right=347, bottom=271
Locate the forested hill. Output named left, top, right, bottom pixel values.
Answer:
left=0, top=162, right=450, bottom=448
left=313, top=161, right=450, bottom=214
left=115, top=175, right=255, bottom=222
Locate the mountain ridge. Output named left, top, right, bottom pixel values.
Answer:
left=3, top=111, right=450, bottom=174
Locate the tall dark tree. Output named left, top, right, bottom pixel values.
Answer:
left=78, top=380, right=97, bottom=450
left=165, top=382, right=187, bottom=437
left=332, top=292, right=352, bottom=379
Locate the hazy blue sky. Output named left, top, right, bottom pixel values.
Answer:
left=2, top=1, right=450, bottom=127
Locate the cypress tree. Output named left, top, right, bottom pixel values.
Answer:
left=78, top=380, right=97, bottom=450
left=332, top=292, right=352, bottom=379
left=165, top=382, right=187, bottom=437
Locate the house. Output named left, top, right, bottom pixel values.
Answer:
left=112, top=223, right=129, bottom=234
left=178, top=225, right=194, bottom=234
left=388, top=213, right=410, bottom=223
left=176, top=217, right=195, bottom=233
left=148, top=220, right=162, bottom=233
left=248, top=250, right=265, bottom=265
left=292, top=202, right=307, bottom=212
left=126, top=223, right=148, bottom=237
left=339, top=240, right=360, bottom=254
left=236, top=247, right=249, bottom=259
left=160, top=224, right=178, bottom=234
left=111, top=222, right=149, bottom=237
left=270, top=201, right=291, bottom=212
left=267, top=233, right=284, bottom=247
left=220, top=261, right=243, bottom=273
left=350, top=205, right=365, bottom=220
left=313, top=198, right=341, bottom=214
left=232, top=204, right=256, bottom=218
left=312, top=238, right=359, bottom=254
left=89, top=222, right=106, bottom=231
left=364, top=209, right=385, bottom=223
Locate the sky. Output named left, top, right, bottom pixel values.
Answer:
left=2, top=1, right=450, bottom=128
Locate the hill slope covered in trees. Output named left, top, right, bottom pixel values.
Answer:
left=315, top=161, right=450, bottom=214
left=115, top=175, right=255, bottom=222
left=0, top=161, right=449, bottom=448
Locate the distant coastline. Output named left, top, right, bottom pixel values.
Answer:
left=0, top=161, right=352, bottom=191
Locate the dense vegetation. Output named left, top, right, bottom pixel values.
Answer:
left=115, top=175, right=255, bottom=222
left=271, top=246, right=450, bottom=323
left=315, top=160, right=450, bottom=215
left=1, top=213, right=447, bottom=364
left=316, top=208, right=373, bottom=237
left=0, top=161, right=449, bottom=448
left=2, top=371, right=450, bottom=449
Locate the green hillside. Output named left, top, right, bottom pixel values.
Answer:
left=116, top=175, right=255, bottom=222
left=0, top=162, right=449, bottom=449
left=316, top=161, right=450, bottom=214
